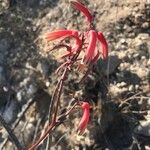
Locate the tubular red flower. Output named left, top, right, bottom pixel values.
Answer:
left=71, top=0, right=93, bottom=23
left=46, top=30, right=81, bottom=43
left=84, top=30, right=97, bottom=64
left=97, top=32, right=108, bottom=59
left=77, top=102, right=90, bottom=135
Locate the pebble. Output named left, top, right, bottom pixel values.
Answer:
left=16, top=91, right=22, bottom=102
left=119, top=62, right=130, bottom=70
left=0, top=39, right=10, bottom=55
left=137, top=33, right=150, bottom=40
left=20, top=77, right=30, bottom=87
left=97, top=55, right=121, bottom=75
left=142, top=22, right=149, bottom=29
left=147, top=59, right=150, bottom=66
left=109, top=84, right=128, bottom=97
left=141, top=56, right=146, bottom=60
left=116, top=82, right=127, bottom=88
left=27, top=84, right=37, bottom=96
left=37, top=61, right=49, bottom=76
left=120, top=38, right=126, bottom=44
left=0, top=66, right=6, bottom=84
left=128, top=32, right=135, bottom=38
left=135, top=84, right=139, bottom=90
left=2, top=100, right=17, bottom=123
left=46, top=81, right=50, bottom=87
left=134, top=121, right=150, bottom=137
left=133, top=53, right=139, bottom=58
left=136, top=67, right=149, bottom=78
left=128, top=85, right=134, bottom=91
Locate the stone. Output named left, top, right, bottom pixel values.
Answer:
left=37, top=61, right=49, bottom=77
left=27, top=83, right=37, bottom=96
left=2, top=100, right=17, bottom=123
left=97, top=56, right=121, bottom=76
left=0, top=39, right=10, bottom=53
left=136, top=67, right=149, bottom=79
left=0, top=66, right=6, bottom=85
left=137, top=33, right=150, bottom=40
left=134, top=120, right=150, bottom=137
left=142, top=22, right=149, bottom=29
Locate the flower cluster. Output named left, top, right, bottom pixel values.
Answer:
left=46, top=0, right=108, bottom=67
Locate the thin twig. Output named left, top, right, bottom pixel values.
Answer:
left=119, top=92, right=148, bottom=108
left=0, top=98, right=34, bottom=149
left=46, top=69, right=67, bottom=150
left=0, top=114, right=23, bottom=150
left=33, top=118, right=42, bottom=143
left=28, top=101, right=78, bottom=150
left=28, top=122, right=58, bottom=150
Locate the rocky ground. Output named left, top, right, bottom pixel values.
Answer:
left=0, top=0, right=150, bottom=150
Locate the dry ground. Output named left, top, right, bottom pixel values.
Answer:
left=0, top=0, right=150, bottom=149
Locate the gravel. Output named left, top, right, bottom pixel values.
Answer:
left=0, top=0, right=149, bottom=149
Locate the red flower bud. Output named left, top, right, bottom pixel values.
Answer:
left=97, top=32, right=108, bottom=59
left=84, top=30, right=97, bottom=64
left=77, top=102, right=90, bottom=135
left=46, top=30, right=80, bottom=42
left=71, top=0, right=93, bottom=23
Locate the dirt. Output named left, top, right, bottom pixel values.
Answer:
left=0, top=0, right=150, bottom=150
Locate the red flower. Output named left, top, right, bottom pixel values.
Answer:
left=46, top=30, right=82, bottom=59
left=46, top=30, right=81, bottom=44
left=82, top=30, right=108, bottom=64
left=77, top=102, right=90, bottom=135
left=83, top=30, right=97, bottom=64
left=45, top=2, right=108, bottom=66
left=97, top=32, right=108, bottom=59
left=71, top=0, right=93, bottom=24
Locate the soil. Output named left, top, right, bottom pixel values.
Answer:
left=0, top=0, right=150, bottom=150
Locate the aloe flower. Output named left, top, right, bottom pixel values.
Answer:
left=77, top=102, right=90, bottom=135
left=46, top=30, right=81, bottom=43
left=46, top=29, right=83, bottom=59
left=97, top=32, right=108, bottom=59
left=83, top=30, right=97, bottom=64
left=71, top=0, right=93, bottom=24
left=45, top=1, right=108, bottom=66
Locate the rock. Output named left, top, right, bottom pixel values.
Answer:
left=109, top=84, right=128, bottom=97
left=27, top=83, right=38, bottom=96
left=142, top=22, right=149, bottom=29
left=37, top=61, right=50, bottom=77
left=128, top=85, right=134, bottom=92
left=97, top=56, right=121, bottom=76
left=137, top=33, right=150, bottom=40
left=0, top=39, right=10, bottom=53
left=128, top=32, right=136, bottom=38
left=45, top=81, right=50, bottom=87
left=2, top=100, right=17, bottom=123
left=116, top=82, right=127, bottom=88
left=134, top=121, right=150, bottom=137
left=16, top=91, right=22, bottom=102
left=0, top=39, right=10, bottom=64
left=123, top=24, right=132, bottom=33
left=120, top=38, right=126, bottom=44
left=136, top=67, right=149, bottom=79
left=0, top=66, right=6, bottom=85
left=19, top=77, right=31, bottom=88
